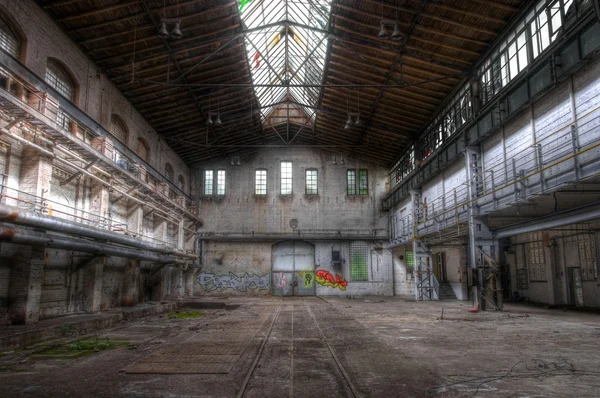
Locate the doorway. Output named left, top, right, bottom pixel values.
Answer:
left=271, top=241, right=315, bottom=296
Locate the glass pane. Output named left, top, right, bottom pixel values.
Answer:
left=204, top=170, right=213, bottom=195
left=281, top=161, right=292, bottom=194
left=347, top=170, right=356, bottom=195
left=255, top=169, right=267, bottom=195
left=217, top=170, right=226, bottom=195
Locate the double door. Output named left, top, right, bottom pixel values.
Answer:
left=271, top=241, right=315, bottom=296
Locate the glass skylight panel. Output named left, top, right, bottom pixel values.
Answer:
left=239, top=0, right=331, bottom=124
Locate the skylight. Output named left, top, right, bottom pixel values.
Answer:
left=239, top=0, right=332, bottom=124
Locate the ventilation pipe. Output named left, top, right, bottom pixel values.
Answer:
left=0, top=203, right=196, bottom=259
left=0, top=226, right=185, bottom=264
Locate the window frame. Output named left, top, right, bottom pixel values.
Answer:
left=358, top=169, right=369, bottom=195
left=347, top=170, right=356, bottom=195
left=216, top=169, right=226, bottom=196
left=45, top=59, right=75, bottom=101
left=204, top=170, right=214, bottom=196
left=280, top=161, right=292, bottom=195
left=350, top=241, right=369, bottom=282
left=305, top=168, right=318, bottom=195
left=255, top=168, right=267, bottom=195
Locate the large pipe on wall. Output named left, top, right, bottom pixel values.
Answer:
left=0, top=226, right=185, bottom=264
left=494, top=203, right=600, bottom=239
left=0, top=203, right=196, bottom=259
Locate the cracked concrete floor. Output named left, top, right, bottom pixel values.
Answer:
left=1, top=296, right=599, bottom=397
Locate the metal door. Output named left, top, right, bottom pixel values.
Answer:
left=271, top=241, right=315, bottom=296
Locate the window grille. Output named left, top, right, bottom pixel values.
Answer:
left=255, top=169, right=267, bottom=195
left=350, top=241, right=369, bottom=281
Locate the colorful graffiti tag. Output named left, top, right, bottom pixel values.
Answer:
left=315, top=270, right=348, bottom=291
left=197, top=272, right=270, bottom=292
left=273, top=272, right=288, bottom=288
left=303, top=271, right=314, bottom=287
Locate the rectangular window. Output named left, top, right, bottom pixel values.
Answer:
left=358, top=169, right=368, bottom=195
left=255, top=169, right=267, bottom=195
left=405, top=251, right=414, bottom=274
left=204, top=170, right=213, bottom=195
left=216, top=170, right=226, bottom=195
left=305, top=169, right=318, bottom=195
left=281, top=161, right=292, bottom=195
left=347, top=170, right=356, bottom=195
left=350, top=241, right=369, bottom=281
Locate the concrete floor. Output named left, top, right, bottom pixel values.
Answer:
left=1, top=297, right=599, bottom=397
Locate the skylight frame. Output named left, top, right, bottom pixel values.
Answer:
left=240, top=0, right=332, bottom=124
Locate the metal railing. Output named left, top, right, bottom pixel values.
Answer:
left=399, top=107, right=600, bottom=243
left=0, top=181, right=178, bottom=248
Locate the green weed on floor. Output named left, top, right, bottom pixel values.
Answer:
left=168, top=311, right=205, bottom=319
left=32, top=337, right=128, bottom=360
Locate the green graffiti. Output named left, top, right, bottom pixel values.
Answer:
left=303, top=272, right=314, bottom=287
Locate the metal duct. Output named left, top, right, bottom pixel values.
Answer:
left=0, top=203, right=196, bottom=259
left=494, top=204, right=600, bottom=239
left=0, top=226, right=185, bottom=264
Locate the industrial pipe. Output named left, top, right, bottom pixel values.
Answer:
left=494, top=203, right=600, bottom=239
left=0, top=203, right=197, bottom=259
left=0, top=225, right=185, bottom=264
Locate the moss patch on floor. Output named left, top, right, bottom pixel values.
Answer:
left=168, top=311, right=205, bottom=319
left=31, top=338, right=128, bottom=360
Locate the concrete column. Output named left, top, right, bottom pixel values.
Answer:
left=7, top=246, right=45, bottom=324
left=127, top=203, right=143, bottom=236
left=9, top=144, right=52, bottom=324
left=90, top=179, right=110, bottom=229
left=82, top=257, right=104, bottom=313
left=122, top=260, right=140, bottom=306
left=153, top=215, right=168, bottom=244
left=184, top=267, right=196, bottom=297
left=171, top=266, right=184, bottom=298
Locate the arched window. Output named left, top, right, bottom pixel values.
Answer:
left=45, top=59, right=75, bottom=101
left=0, top=15, right=20, bottom=58
left=177, top=174, right=185, bottom=191
left=165, top=163, right=174, bottom=182
left=109, top=115, right=128, bottom=144
left=136, top=137, right=150, bottom=162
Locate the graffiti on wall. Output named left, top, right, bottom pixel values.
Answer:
left=303, top=271, right=313, bottom=287
left=315, top=270, right=348, bottom=291
left=273, top=272, right=288, bottom=288
left=197, top=272, right=270, bottom=292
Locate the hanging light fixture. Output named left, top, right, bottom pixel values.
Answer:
left=345, top=114, right=353, bottom=130
left=171, top=21, right=182, bottom=39
left=214, top=114, right=222, bottom=125
left=391, top=24, right=403, bottom=40
left=378, top=23, right=390, bottom=39
left=158, top=21, right=169, bottom=39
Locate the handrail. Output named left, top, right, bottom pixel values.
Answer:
left=0, top=51, right=191, bottom=200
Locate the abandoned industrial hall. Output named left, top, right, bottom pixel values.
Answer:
left=1, top=0, right=600, bottom=396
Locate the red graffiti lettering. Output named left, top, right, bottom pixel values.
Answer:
left=315, top=270, right=348, bottom=291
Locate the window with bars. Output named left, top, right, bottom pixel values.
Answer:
left=177, top=175, right=185, bottom=191
left=165, top=163, right=174, bottom=182
left=0, top=17, right=19, bottom=58
left=350, top=241, right=369, bottom=281
left=405, top=251, right=414, bottom=274
left=281, top=161, right=292, bottom=195
left=347, top=170, right=356, bottom=195
left=204, top=170, right=213, bottom=195
left=109, top=115, right=128, bottom=144
left=217, top=170, right=226, bottom=195
left=305, top=169, right=317, bottom=195
left=255, top=169, right=267, bottom=195
left=358, top=169, right=368, bottom=195
left=45, top=60, right=74, bottom=101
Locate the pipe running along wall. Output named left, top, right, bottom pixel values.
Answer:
left=0, top=226, right=186, bottom=264
left=0, top=203, right=196, bottom=259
